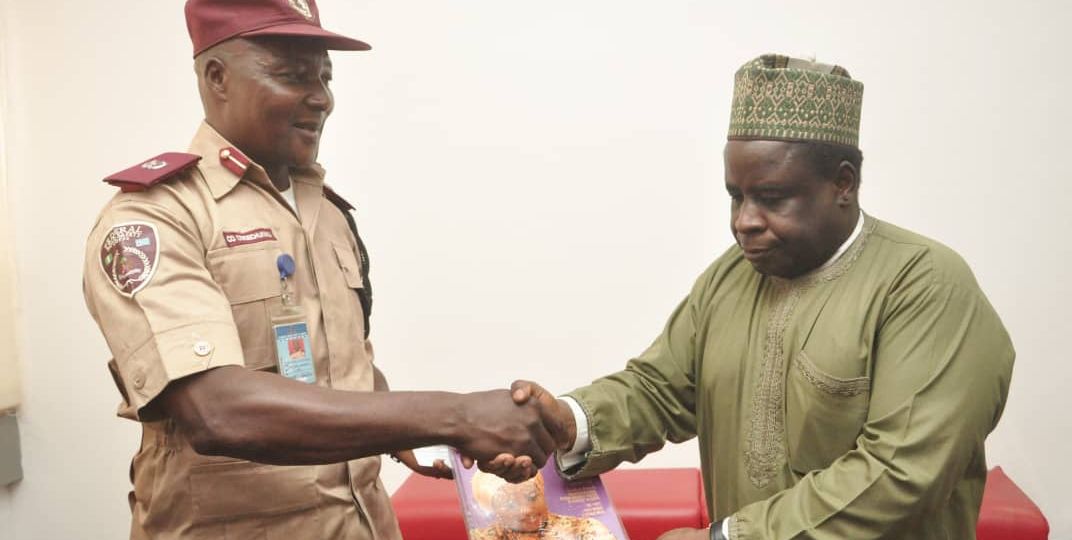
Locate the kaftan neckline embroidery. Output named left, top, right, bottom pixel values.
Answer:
left=744, top=215, right=876, bottom=488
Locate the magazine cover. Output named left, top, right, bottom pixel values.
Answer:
left=450, top=450, right=630, bottom=540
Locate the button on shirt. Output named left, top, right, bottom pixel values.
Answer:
left=83, top=122, right=399, bottom=539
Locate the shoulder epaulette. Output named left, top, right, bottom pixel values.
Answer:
left=103, top=152, right=201, bottom=192
left=323, top=185, right=356, bottom=211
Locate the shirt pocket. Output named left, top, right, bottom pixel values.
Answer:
left=785, top=349, right=871, bottom=474
left=188, top=460, right=320, bottom=525
left=332, top=243, right=364, bottom=290
left=206, top=243, right=283, bottom=371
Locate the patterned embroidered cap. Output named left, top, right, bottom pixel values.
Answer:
left=728, top=54, right=864, bottom=147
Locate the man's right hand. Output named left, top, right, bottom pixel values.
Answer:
left=155, top=366, right=569, bottom=474
left=452, top=389, right=560, bottom=476
left=467, top=380, right=578, bottom=480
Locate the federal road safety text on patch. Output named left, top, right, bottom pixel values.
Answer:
left=100, top=221, right=160, bottom=296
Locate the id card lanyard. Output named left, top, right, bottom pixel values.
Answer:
left=271, top=254, right=317, bottom=384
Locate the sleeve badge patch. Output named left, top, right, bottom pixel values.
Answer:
left=100, top=221, right=160, bottom=296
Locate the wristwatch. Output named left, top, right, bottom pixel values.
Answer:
left=710, top=519, right=728, bottom=540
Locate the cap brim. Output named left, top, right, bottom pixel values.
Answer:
left=241, top=22, right=371, bottom=51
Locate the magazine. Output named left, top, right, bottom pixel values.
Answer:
left=450, top=450, right=630, bottom=540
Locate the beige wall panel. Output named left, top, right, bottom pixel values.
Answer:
left=0, top=0, right=20, bottom=413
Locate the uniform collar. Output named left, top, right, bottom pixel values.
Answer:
left=188, top=121, right=326, bottom=199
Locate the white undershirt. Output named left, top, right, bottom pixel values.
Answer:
left=817, top=210, right=864, bottom=272
left=280, top=183, right=299, bottom=218
left=558, top=211, right=866, bottom=489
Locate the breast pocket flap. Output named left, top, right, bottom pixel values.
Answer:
left=206, top=245, right=282, bottom=304
left=332, top=244, right=364, bottom=290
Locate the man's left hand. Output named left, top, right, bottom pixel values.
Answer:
left=656, top=527, right=710, bottom=540
left=392, top=449, right=453, bottom=480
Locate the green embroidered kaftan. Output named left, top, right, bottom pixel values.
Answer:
left=565, top=215, right=1014, bottom=539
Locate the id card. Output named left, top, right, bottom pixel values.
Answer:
left=272, top=314, right=316, bottom=384
left=270, top=253, right=316, bottom=383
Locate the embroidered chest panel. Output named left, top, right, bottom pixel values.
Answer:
left=743, top=220, right=876, bottom=488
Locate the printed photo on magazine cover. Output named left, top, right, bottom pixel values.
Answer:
left=450, top=450, right=630, bottom=540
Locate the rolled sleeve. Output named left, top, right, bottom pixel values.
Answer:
left=118, top=322, right=245, bottom=416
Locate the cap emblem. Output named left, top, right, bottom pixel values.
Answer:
left=288, top=0, right=314, bottom=20
left=141, top=159, right=168, bottom=170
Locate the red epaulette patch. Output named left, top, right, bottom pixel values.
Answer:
left=103, top=152, right=201, bottom=192
left=323, top=185, right=356, bottom=212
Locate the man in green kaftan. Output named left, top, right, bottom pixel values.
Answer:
left=505, top=55, right=1015, bottom=539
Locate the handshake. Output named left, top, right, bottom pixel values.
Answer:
left=456, top=380, right=576, bottom=483
left=402, top=381, right=578, bottom=484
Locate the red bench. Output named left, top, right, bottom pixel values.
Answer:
left=392, top=467, right=1048, bottom=539
left=977, top=467, right=1050, bottom=540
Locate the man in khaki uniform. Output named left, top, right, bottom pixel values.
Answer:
left=508, top=55, right=1015, bottom=539
left=84, top=1, right=556, bottom=538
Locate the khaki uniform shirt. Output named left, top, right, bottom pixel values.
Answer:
left=83, top=123, right=400, bottom=540
left=565, top=215, right=1015, bottom=539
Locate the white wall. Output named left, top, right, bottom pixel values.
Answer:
left=2, top=0, right=1070, bottom=538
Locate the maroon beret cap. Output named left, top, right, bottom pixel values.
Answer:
left=185, top=0, right=370, bottom=57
